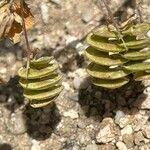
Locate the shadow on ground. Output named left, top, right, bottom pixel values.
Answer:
left=0, top=76, right=24, bottom=112
left=0, top=143, right=12, bottom=150
left=22, top=102, right=61, bottom=140
left=78, top=78, right=147, bottom=119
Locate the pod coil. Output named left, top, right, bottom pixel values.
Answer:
left=85, top=19, right=150, bottom=89
left=18, top=56, right=63, bottom=108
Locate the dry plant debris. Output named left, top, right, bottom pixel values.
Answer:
left=0, top=0, right=34, bottom=43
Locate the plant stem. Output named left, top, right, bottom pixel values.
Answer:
left=20, top=0, right=31, bottom=78
left=100, top=0, right=128, bottom=50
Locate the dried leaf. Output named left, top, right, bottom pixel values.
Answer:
left=0, top=0, right=34, bottom=43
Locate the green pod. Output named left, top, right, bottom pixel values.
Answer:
left=18, top=63, right=58, bottom=79
left=122, top=50, right=150, bottom=60
left=30, top=56, right=54, bottom=69
left=30, top=97, right=56, bottom=108
left=92, top=25, right=117, bottom=38
left=87, top=63, right=130, bottom=80
left=85, top=47, right=127, bottom=66
left=18, top=56, right=63, bottom=108
left=19, top=74, right=62, bottom=90
left=124, top=62, right=150, bottom=71
left=134, top=71, right=150, bottom=81
left=92, top=77, right=129, bottom=89
left=85, top=19, right=150, bottom=89
left=122, top=22, right=150, bottom=36
left=119, top=37, right=150, bottom=49
left=86, top=33, right=126, bottom=52
left=23, top=85, right=63, bottom=100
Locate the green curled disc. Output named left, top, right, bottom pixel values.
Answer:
left=85, top=46, right=128, bottom=66
left=18, top=63, right=58, bottom=79
left=19, top=74, right=62, bottom=90
left=87, top=63, right=129, bottom=80
left=92, top=77, right=129, bottom=89
left=92, top=25, right=117, bottom=38
left=86, top=33, right=126, bottom=52
left=23, top=85, right=63, bottom=100
left=119, top=37, right=150, bottom=49
left=30, top=97, right=56, bottom=108
left=124, top=62, right=150, bottom=71
left=122, top=50, right=150, bottom=60
left=122, top=22, right=150, bottom=36
left=30, top=56, right=54, bottom=69
left=134, top=71, right=150, bottom=81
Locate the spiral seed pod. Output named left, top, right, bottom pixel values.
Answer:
left=18, top=56, right=63, bottom=108
left=85, top=19, right=150, bottom=89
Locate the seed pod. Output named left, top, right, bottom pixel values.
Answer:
left=85, top=20, right=150, bottom=89
left=18, top=56, right=63, bottom=108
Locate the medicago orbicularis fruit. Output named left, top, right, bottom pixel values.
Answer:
left=85, top=20, right=150, bottom=89
left=18, top=56, right=63, bottom=108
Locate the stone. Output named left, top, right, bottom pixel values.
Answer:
left=143, top=125, right=150, bottom=139
left=68, top=92, right=79, bottom=102
left=77, top=120, right=86, bottom=129
left=122, top=134, right=134, bottom=148
left=31, top=140, right=40, bottom=150
left=116, top=141, right=127, bottom=150
left=6, top=52, right=16, bottom=65
left=81, top=9, right=93, bottom=23
left=139, top=144, right=150, bottom=150
left=72, top=145, right=79, bottom=150
left=6, top=111, right=26, bottom=135
left=121, top=125, right=133, bottom=135
left=40, top=2, right=49, bottom=24
left=134, top=131, right=145, bottom=145
left=63, top=109, right=79, bottom=119
left=73, top=76, right=90, bottom=90
left=118, top=115, right=133, bottom=128
left=134, top=94, right=150, bottom=109
left=98, top=144, right=116, bottom=150
left=133, top=114, right=149, bottom=131
left=114, top=110, right=125, bottom=124
left=96, top=118, right=117, bottom=143
left=78, top=132, right=91, bottom=145
left=86, top=144, right=99, bottom=150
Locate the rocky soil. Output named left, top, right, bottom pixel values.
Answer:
left=0, top=0, right=150, bottom=150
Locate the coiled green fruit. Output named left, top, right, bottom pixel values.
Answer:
left=18, top=56, right=63, bottom=108
left=85, top=20, right=150, bottom=89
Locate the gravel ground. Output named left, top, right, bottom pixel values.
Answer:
left=0, top=0, right=150, bottom=150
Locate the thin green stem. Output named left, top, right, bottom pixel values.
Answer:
left=20, top=0, right=31, bottom=79
left=100, top=0, right=128, bottom=50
